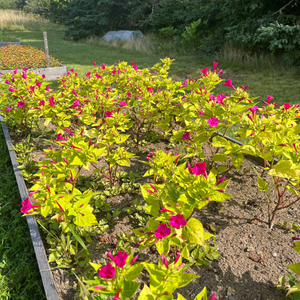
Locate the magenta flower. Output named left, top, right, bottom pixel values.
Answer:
left=112, top=69, right=116, bottom=75
left=6, top=107, right=12, bottom=112
left=284, top=103, right=291, bottom=110
left=208, top=116, right=219, bottom=127
left=131, top=61, right=135, bottom=65
left=159, top=207, right=174, bottom=214
left=98, top=263, right=115, bottom=279
left=154, top=224, right=171, bottom=239
left=39, top=100, right=45, bottom=106
left=105, top=111, right=113, bottom=117
left=213, top=62, right=218, bottom=72
left=17, top=101, right=25, bottom=108
left=130, top=255, right=138, bottom=265
left=86, top=72, right=91, bottom=78
left=21, top=198, right=34, bottom=214
left=120, top=101, right=127, bottom=107
left=248, top=106, right=258, bottom=116
left=216, top=94, right=226, bottom=105
left=133, top=65, right=138, bottom=71
left=201, top=67, right=208, bottom=76
left=126, top=92, right=131, bottom=97
left=8, top=87, right=14, bottom=92
left=174, top=251, right=181, bottom=264
left=21, top=198, right=40, bottom=214
left=148, top=87, right=154, bottom=93
left=209, top=294, right=216, bottom=300
left=161, top=254, right=169, bottom=269
left=224, top=78, right=236, bottom=90
left=30, top=86, right=35, bottom=92
left=71, top=89, right=77, bottom=96
left=42, top=74, right=46, bottom=79
left=23, top=67, right=28, bottom=72
left=56, top=201, right=64, bottom=212
left=114, top=288, right=121, bottom=300
left=292, top=237, right=300, bottom=241
left=48, top=97, right=54, bottom=106
left=93, top=286, right=105, bottom=290
left=22, top=73, right=27, bottom=79
left=5, top=80, right=10, bottom=84
left=182, top=132, right=191, bottom=140
left=107, top=251, right=129, bottom=268
left=56, top=133, right=68, bottom=141
left=93, top=62, right=96, bottom=66
left=170, top=214, right=187, bottom=229
left=192, top=162, right=207, bottom=178
left=73, top=100, right=81, bottom=108
left=95, top=74, right=101, bottom=79
left=36, top=82, right=41, bottom=88
left=216, top=177, right=225, bottom=186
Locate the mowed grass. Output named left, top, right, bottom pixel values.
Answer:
left=0, top=128, right=46, bottom=299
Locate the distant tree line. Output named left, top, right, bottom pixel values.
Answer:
left=5, top=0, right=300, bottom=64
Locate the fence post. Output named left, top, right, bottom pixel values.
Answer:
left=43, top=32, right=50, bottom=68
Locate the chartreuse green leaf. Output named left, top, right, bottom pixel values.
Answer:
left=182, top=218, right=205, bottom=246
left=177, top=294, right=187, bottom=300
left=212, top=136, right=230, bottom=148
left=156, top=238, right=170, bottom=256
left=286, top=262, right=300, bottom=276
left=287, top=282, right=300, bottom=296
left=268, top=160, right=297, bottom=178
left=125, top=264, right=144, bottom=281
left=232, top=153, right=244, bottom=170
left=137, top=285, right=155, bottom=300
left=121, top=280, right=140, bottom=298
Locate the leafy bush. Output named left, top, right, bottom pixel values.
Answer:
left=0, top=44, right=61, bottom=69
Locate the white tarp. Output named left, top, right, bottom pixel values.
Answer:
left=103, top=30, right=144, bottom=41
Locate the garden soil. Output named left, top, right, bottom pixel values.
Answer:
left=12, top=133, right=300, bottom=300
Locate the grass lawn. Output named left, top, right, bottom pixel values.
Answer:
left=5, top=30, right=300, bottom=107
left=0, top=128, right=46, bottom=299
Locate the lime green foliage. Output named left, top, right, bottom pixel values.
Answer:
left=278, top=241, right=300, bottom=299
left=0, top=130, right=45, bottom=299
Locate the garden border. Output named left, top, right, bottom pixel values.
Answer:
left=0, top=115, right=59, bottom=300
left=0, top=65, right=68, bottom=81
left=0, top=39, right=21, bottom=47
left=0, top=119, right=278, bottom=299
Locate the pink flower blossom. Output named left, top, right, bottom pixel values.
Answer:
left=224, top=78, right=236, bottom=90
left=42, top=74, right=46, bottom=79
left=22, top=73, right=27, bottom=79
left=23, top=67, right=28, bottom=72
left=71, top=89, right=77, bottom=96
left=284, top=103, right=291, bottom=110
left=17, top=101, right=25, bottom=108
left=93, top=286, right=105, bottom=290
left=36, top=82, right=41, bottom=88
left=126, top=92, right=131, bottom=97
left=148, top=87, right=154, bottom=93
left=39, top=100, right=45, bottom=106
left=8, top=87, right=14, bottom=92
left=208, top=116, right=219, bottom=127
left=6, top=107, right=12, bottom=111
left=30, top=86, right=35, bottom=92
left=161, top=254, right=169, bottom=269
left=114, top=288, right=121, bottom=300
left=107, top=251, right=128, bottom=268
left=98, top=263, right=115, bottom=279
left=182, top=80, right=188, bottom=86
left=248, top=106, right=258, bottom=116
left=192, top=162, right=207, bottom=178
left=216, top=94, right=226, bottom=105
left=174, top=251, right=181, bottom=264
left=73, top=99, right=81, bottom=108
left=56, top=133, right=68, bottom=141
left=48, top=97, right=54, bottom=106
left=209, top=294, right=216, bottom=300
left=21, top=198, right=40, bottom=214
left=133, top=65, right=138, bottom=71
left=112, top=69, right=116, bottom=75
left=159, top=207, right=174, bottom=214
left=130, top=255, right=138, bottom=265
left=56, top=201, right=64, bottom=212
left=182, top=132, right=191, bottom=140
left=201, top=68, right=208, bottom=76
left=5, top=80, right=10, bottom=84
left=213, top=62, right=218, bottom=72
left=216, top=177, right=225, bottom=186
left=170, top=214, right=187, bottom=229
left=131, top=61, right=135, bottom=65
left=93, top=62, right=96, bottom=66
left=154, top=224, right=171, bottom=239
left=120, top=101, right=127, bottom=107
left=105, top=111, right=113, bottom=117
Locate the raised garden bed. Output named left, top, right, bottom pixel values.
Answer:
left=0, top=39, right=21, bottom=47
left=1, top=59, right=300, bottom=300
left=0, top=65, right=68, bottom=81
